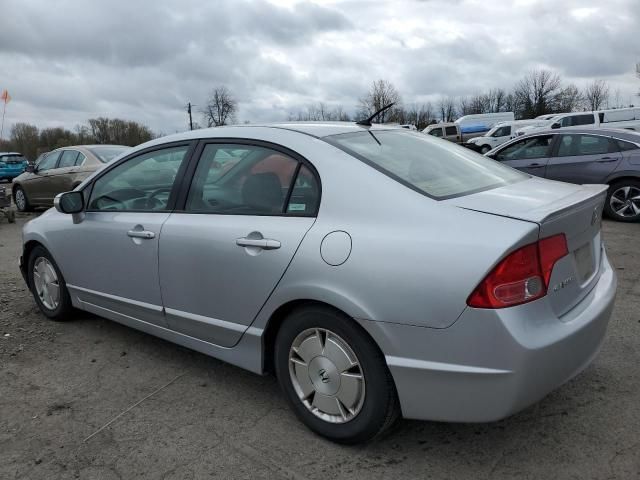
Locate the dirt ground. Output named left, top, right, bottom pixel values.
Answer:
left=1, top=212, right=639, bottom=480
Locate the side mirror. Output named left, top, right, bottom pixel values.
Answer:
left=486, top=153, right=496, bottom=159
left=26, top=164, right=35, bottom=173
left=551, top=122, right=560, bottom=129
left=54, top=191, right=84, bottom=214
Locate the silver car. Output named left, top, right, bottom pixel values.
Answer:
left=19, top=123, right=617, bottom=444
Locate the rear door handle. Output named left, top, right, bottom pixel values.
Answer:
left=597, top=157, right=616, bottom=163
left=236, top=238, right=281, bottom=250
left=527, top=163, right=544, bottom=168
left=127, top=230, right=155, bottom=239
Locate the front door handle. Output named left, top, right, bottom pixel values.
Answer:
left=527, top=163, right=544, bottom=168
left=236, top=237, right=281, bottom=250
left=597, top=157, right=616, bottom=163
left=127, top=229, right=155, bottom=239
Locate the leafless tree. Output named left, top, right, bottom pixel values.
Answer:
left=556, top=84, right=584, bottom=112
left=438, top=96, right=456, bottom=122
left=203, top=86, right=238, bottom=127
left=514, top=69, right=563, bottom=118
left=358, top=80, right=402, bottom=123
left=88, top=117, right=153, bottom=146
left=584, top=79, right=610, bottom=111
left=288, top=103, right=350, bottom=122
left=10, top=123, right=40, bottom=160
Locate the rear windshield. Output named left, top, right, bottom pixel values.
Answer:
left=326, top=130, right=526, bottom=200
left=88, top=146, right=129, bottom=163
left=0, top=155, right=27, bottom=163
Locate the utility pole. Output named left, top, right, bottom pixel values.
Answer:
left=187, top=102, right=194, bottom=131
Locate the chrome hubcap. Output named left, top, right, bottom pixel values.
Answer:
left=15, top=189, right=25, bottom=209
left=33, top=257, right=60, bottom=310
left=289, top=328, right=365, bottom=424
left=610, top=186, right=640, bottom=218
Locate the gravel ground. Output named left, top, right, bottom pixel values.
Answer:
left=1, top=212, right=639, bottom=479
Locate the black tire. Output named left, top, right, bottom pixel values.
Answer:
left=604, top=179, right=640, bottom=223
left=275, top=305, right=399, bottom=444
left=27, top=246, right=74, bottom=320
left=480, top=145, right=492, bottom=154
left=13, top=186, right=33, bottom=212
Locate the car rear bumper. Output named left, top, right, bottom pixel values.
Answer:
left=365, top=250, right=617, bottom=422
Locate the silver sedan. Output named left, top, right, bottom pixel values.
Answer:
left=19, top=123, right=617, bottom=444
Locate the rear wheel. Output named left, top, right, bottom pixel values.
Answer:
left=27, top=246, right=74, bottom=320
left=275, top=305, right=399, bottom=444
left=13, top=186, right=33, bottom=212
left=604, top=180, right=640, bottom=222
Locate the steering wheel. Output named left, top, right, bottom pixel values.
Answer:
left=146, top=187, right=173, bottom=209
left=94, top=194, right=126, bottom=210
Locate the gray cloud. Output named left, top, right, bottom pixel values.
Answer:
left=0, top=0, right=637, bottom=135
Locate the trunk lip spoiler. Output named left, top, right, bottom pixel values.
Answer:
left=455, top=184, right=608, bottom=226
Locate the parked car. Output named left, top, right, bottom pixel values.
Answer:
left=0, top=152, right=28, bottom=182
left=466, top=120, right=549, bottom=154
left=20, top=123, right=616, bottom=444
left=424, top=112, right=516, bottom=146
left=12, top=145, right=129, bottom=211
left=516, top=107, right=640, bottom=136
left=487, top=128, right=640, bottom=221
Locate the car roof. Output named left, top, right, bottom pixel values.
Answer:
left=522, top=128, right=640, bottom=143
left=0, top=152, right=23, bottom=156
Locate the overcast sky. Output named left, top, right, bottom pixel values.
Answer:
left=1, top=0, right=638, bottom=135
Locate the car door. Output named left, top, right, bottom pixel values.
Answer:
left=444, top=125, right=460, bottom=143
left=493, top=134, right=555, bottom=176
left=158, top=142, right=320, bottom=347
left=25, top=151, right=62, bottom=203
left=51, top=150, right=82, bottom=195
left=53, top=143, right=193, bottom=327
left=545, top=134, right=621, bottom=184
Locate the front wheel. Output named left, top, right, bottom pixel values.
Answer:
left=13, top=186, right=33, bottom=212
left=27, top=246, right=74, bottom=320
left=604, top=180, right=640, bottom=222
left=480, top=145, right=492, bottom=154
left=275, top=305, right=399, bottom=444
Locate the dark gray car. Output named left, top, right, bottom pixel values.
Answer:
left=487, top=128, right=640, bottom=222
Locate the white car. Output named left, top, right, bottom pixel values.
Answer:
left=467, top=120, right=548, bottom=153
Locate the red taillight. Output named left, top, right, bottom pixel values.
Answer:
left=467, top=234, right=568, bottom=309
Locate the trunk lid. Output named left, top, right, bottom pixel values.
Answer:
left=446, top=177, right=607, bottom=317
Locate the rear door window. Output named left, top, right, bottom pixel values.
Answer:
left=186, top=144, right=319, bottom=215
left=58, top=150, right=80, bottom=168
left=445, top=126, right=458, bottom=136
left=557, top=135, right=615, bottom=157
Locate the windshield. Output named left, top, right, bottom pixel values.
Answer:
left=326, top=130, right=527, bottom=200
left=88, top=146, right=129, bottom=163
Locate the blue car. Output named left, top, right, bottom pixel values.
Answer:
left=0, top=152, right=29, bottom=182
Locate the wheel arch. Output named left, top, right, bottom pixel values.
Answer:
left=261, top=299, right=386, bottom=375
left=605, top=172, right=640, bottom=186
left=22, top=239, right=47, bottom=289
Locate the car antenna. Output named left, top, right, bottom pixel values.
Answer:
left=356, top=103, right=396, bottom=127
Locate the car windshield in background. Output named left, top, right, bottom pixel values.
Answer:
left=327, top=130, right=527, bottom=199
left=88, top=146, right=129, bottom=163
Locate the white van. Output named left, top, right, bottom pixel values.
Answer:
left=465, top=119, right=547, bottom=153
left=516, top=107, right=640, bottom=135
